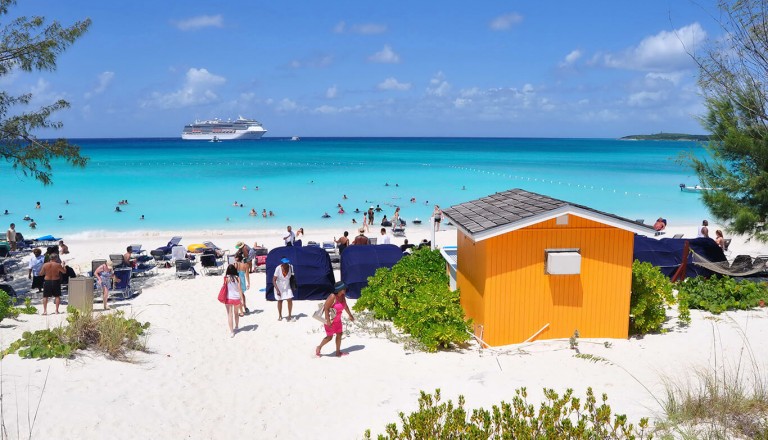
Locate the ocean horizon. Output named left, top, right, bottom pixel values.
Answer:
left=0, top=136, right=713, bottom=238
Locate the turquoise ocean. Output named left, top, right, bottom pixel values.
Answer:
left=0, top=137, right=711, bottom=237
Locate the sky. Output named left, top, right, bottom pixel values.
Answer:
left=4, top=0, right=725, bottom=138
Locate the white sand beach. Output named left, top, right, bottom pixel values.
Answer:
left=1, top=223, right=767, bottom=439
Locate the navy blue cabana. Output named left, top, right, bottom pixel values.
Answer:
left=265, top=246, right=335, bottom=300
left=340, top=244, right=403, bottom=298
left=633, top=236, right=726, bottom=279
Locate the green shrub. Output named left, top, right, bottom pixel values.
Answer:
left=354, top=248, right=471, bottom=351
left=630, top=261, right=675, bottom=335
left=2, top=306, right=150, bottom=361
left=4, top=329, right=73, bottom=359
left=364, top=388, right=652, bottom=439
left=16, top=297, right=38, bottom=315
left=676, top=275, right=768, bottom=315
left=0, top=289, right=19, bottom=322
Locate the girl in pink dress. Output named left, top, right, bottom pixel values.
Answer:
left=223, top=264, right=242, bottom=337
left=316, top=281, right=355, bottom=357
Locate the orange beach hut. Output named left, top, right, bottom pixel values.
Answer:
left=442, top=189, right=655, bottom=346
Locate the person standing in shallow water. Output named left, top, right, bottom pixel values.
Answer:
left=316, top=281, right=354, bottom=357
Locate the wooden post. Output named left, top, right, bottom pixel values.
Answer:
left=671, top=240, right=690, bottom=283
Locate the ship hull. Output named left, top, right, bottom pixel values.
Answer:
left=181, top=130, right=266, bottom=141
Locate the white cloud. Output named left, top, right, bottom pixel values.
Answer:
left=326, top=85, right=338, bottom=98
left=603, top=23, right=706, bottom=71
left=489, top=13, right=523, bottom=31
left=628, top=90, right=666, bottom=107
left=559, top=50, right=582, bottom=67
left=368, top=45, right=400, bottom=64
left=334, top=21, right=387, bottom=34
left=85, top=71, right=114, bottom=99
left=427, top=72, right=451, bottom=97
left=142, top=67, right=225, bottom=109
left=288, top=55, right=333, bottom=69
left=454, top=98, right=471, bottom=109
left=522, top=83, right=534, bottom=94
left=277, top=98, right=298, bottom=112
left=378, top=77, right=411, bottom=91
left=174, top=15, right=223, bottom=31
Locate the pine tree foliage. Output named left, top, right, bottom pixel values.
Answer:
left=0, top=0, right=90, bottom=185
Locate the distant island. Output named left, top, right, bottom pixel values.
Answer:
left=620, top=133, right=710, bottom=141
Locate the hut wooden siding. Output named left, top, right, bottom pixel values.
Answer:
left=456, top=215, right=635, bottom=346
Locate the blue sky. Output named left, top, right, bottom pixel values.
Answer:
left=6, top=1, right=721, bottom=138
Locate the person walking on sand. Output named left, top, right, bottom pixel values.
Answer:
left=235, top=254, right=250, bottom=316
left=273, top=257, right=295, bottom=321
left=283, top=225, right=295, bottom=246
left=94, top=261, right=114, bottom=310
left=222, top=264, right=242, bottom=337
left=39, top=253, right=66, bottom=315
left=316, top=281, right=355, bottom=357
left=28, top=248, right=45, bottom=294
left=6, top=223, right=16, bottom=251
left=432, top=205, right=442, bottom=231
left=335, top=231, right=349, bottom=255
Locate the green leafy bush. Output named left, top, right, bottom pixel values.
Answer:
left=0, top=289, right=19, bottom=322
left=2, top=306, right=150, bottom=360
left=353, top=248, right=471, bottom=351
left=630, top=261, right=675, bottom=334
left=5, top=329, right=73, bottom=359
left=364, top=388, right=652, bottom=439
left=16, top=297, right=38, bottom=315
left=676, top=275, right=768, bottom=315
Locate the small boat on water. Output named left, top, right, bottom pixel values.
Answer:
left=210, top=136, right=221, bottom=143
left=679, top=183, right=717, bottom=193
left=291, top=136, right=300, bottom=141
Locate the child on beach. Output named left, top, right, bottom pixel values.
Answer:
left=223, top=264, right=242, bottom=337
left=235, top=254, right=250, bottom=316
left=272, top=257, right=295, bottom=321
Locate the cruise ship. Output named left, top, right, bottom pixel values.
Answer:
left=181, top=116, right=267, bottom=140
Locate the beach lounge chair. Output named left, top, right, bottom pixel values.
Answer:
left=109, top=268, right=136, bottom=300
left=155, top=236, right=183, bottom=255
left=392, top=224, right=406, bottom=237
left=672, top=234, right=684, bottom=239
left=150, top=250, right=170, bottom=267
left=251, top=247, right=268, bottom=271
left=200, top=253, right=224, bottom=276
left=91, top=259, right=107, bottom=276
left=171, top=245, right=187, bottom=262
left=130, top=244, right=145, bottom=255
left=109, top=254, right=126, bottom=268
left=175, top=259, right=196, bottom=279
left=369, top=237, right=378, bottom=245
left=322, top=241, right=336, bottom=252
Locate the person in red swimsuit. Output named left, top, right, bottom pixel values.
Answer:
left=315, top=281, right=355, bottom=357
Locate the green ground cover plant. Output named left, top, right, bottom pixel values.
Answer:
left=353, top=248, right=471, bottom=351
left=676, top=275, right=768, bottom=315
left=0, top=289, right=18, bottom=322
left=630, top=261, right=677, bottom=334
left=2, top=306, right=150, bottom=360
left=364, top=388, right=652, bottom=439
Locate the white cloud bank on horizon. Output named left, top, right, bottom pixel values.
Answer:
left=173, top=15, right=224, bottom=31
left=378, top=77, right=411, bottom=91
left=333, top=21, right=387, bottom=34
left=489, top=13, right=523, bottom=31
left=368, top=45, right=400, bottom=63
left=603, top=23, right=706, bottom=71
left=141, top=67, right=225, bottom=109
left=84, top=71, right=115, bottom=99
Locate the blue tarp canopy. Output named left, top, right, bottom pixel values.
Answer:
left=265, top=246, right=335, bottom=300
left=633, top=236, right=726, bottom=279
left=340, top=244, right=403, bottom=298
left=34, top=235, right=60, bottom=241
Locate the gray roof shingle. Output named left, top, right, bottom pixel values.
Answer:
left=443, top=188, right=652, bottom=236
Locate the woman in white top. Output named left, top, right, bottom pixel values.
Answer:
left=223, top=264, right=242, bottom=337
left=272, top=257, right=295, bottom=321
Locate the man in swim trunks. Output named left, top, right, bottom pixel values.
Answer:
left=6, top=223, right=16, bottom=251
left=39, top=253, right=66, bottom=315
